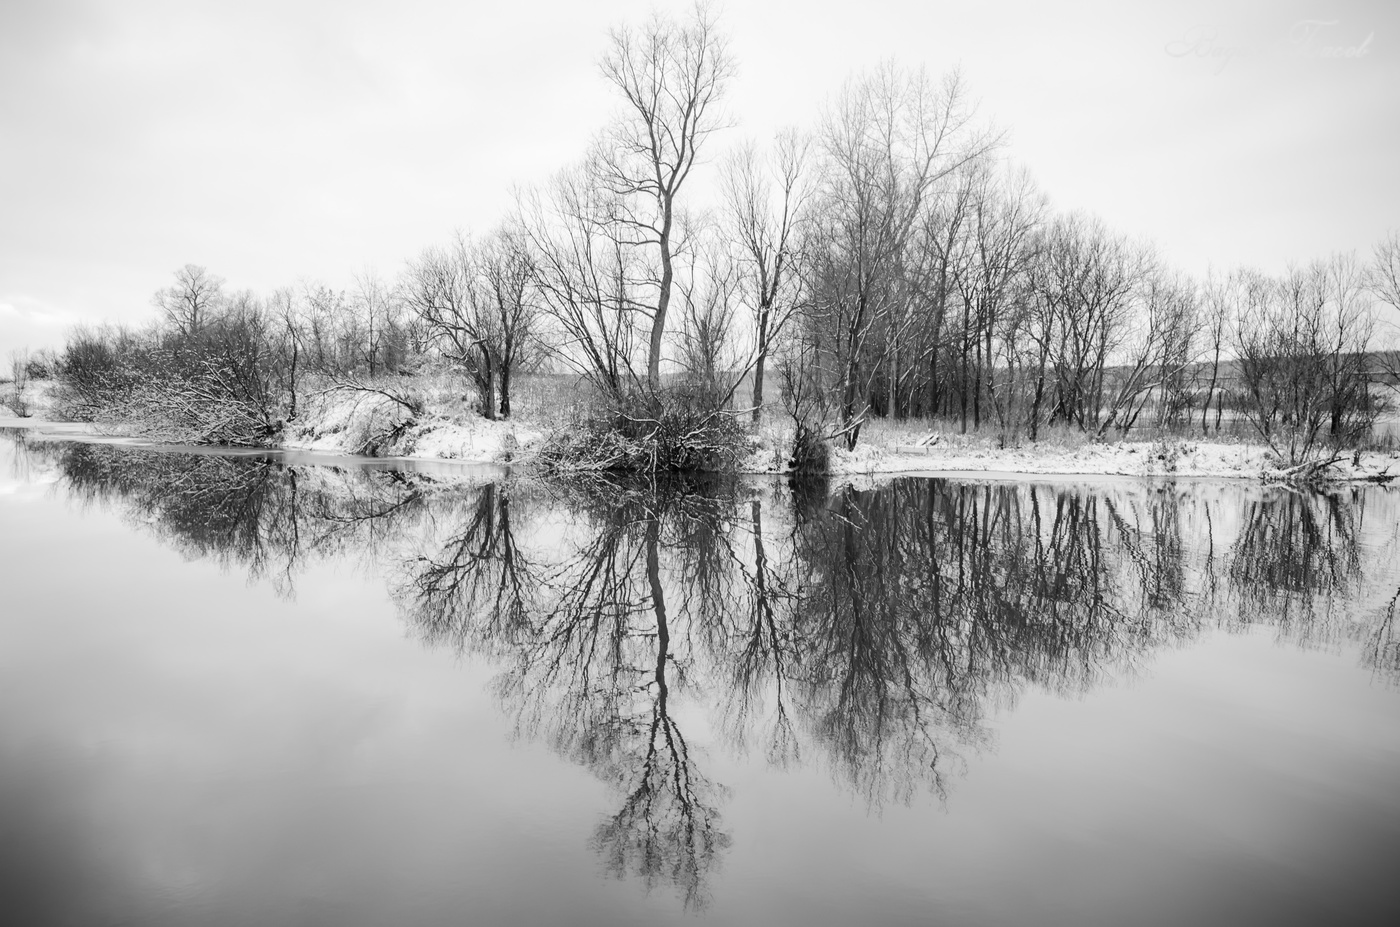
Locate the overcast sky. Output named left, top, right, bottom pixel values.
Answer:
left=2, top=0, right=1397, bottom=359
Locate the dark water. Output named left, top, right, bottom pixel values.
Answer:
left=2, top=433, right=1398, bottom=926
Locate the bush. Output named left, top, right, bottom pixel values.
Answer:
left=54, top=322, right=283, bottom=444
left=2, top=388, right=29, bottom=418
left=537, top=388, right=749, bottom=473
left=787, top=422, right=830, bottom=474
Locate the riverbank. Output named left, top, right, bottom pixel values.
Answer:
left=815, top=438, right=1399, bottom=483
left=6, top=379, right=1397, bottom=483
left=7, top=411, right=1398, bottom=484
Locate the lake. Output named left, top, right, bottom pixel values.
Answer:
left=2, top=431, right=1398, bottom=926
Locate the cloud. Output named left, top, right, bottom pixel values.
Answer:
left=0, top=297, right=80, bottom=358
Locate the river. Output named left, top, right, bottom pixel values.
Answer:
left=1, top=431, right=1397, bottom=926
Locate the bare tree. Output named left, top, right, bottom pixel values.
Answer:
left=721, top=131, right=813, bottom=421
left=1024, top=213, right=1146, bottom=432
left=477, top=224, right=541, bottom=418
left=352, top=269, right=396, bottom=377
left=675, top=233, right=743, bottom=401
left=401, top=229, right=540, bottom=420
left=1098, top=264, right=1199, bottom=435
left=1234, top=257, right=1378, bottom=465
left=1197, top=269, right=1234, bottom=434
left=266, top=287, right=303, bottom=421
left=1370, top=229, right=1400, bottom=314
left=805, top=65, right=997, bottom=447
left=904, top=159, right=980, bottom=418
left=401, top=235, right=499, bottom=418
left=518, top=166, right=650, bottom=399
left=5, top=349, right=31, bottom=417
left=1367, top=230, right=1400, bottom=394
left=597, top=2, right=734, bottom=391
left=949, top=163, right=1045, bottom=431
left=293, top=282, right=352, bottom=377
left=152, top=264, right=225, bottom=337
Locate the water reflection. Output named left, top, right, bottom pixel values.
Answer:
left=39, top=440, right=427, bottom=597
left=13, top=435, right=1400, bottom=910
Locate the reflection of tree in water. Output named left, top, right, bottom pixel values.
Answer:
left=1368, top=587, right=1400, bottom=684
left=392, top=474, right=1400, bottom=908
left=28, top=440, right=426, bottom=597
left=16, top=431, right=1400, bottom=910
left=772, top=482, right=1208, bottom=808
left=399, top=477, right=738, bottom=910
left=1226, top=487, right=1400, bottom=681
left=2, top=427, right=35, bottom=484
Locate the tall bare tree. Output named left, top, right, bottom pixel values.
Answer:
left=597, top=2, right=733, bottom=391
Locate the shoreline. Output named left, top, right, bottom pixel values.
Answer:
left=6, top=414, right=1397, bottom=486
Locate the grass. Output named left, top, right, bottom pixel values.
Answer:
left=509, top=372, right=598, bottom=427
left=857, top=415, right=1100, bottom=452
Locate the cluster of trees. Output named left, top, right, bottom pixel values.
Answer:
left=43, top=4, right=1400, bottom=460
left=471, top=5, right=1400, bottom=461
left=55, top=264, right=432, bottom=443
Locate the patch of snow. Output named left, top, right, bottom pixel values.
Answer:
left=282, top=389, right=542, bottom=464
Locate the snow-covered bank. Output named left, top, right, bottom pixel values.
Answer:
left=806, top=439, right=1400, bottom=483
left=7, top=391, right=1397, bottom=484
left=280, top=388, right=543, bottom=463
left=731, top=426, right=1400, bottom=483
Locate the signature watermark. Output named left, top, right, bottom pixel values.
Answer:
left=1166, top=20, right=1374, bottom=72
left=1289, top=20, right=1373, bottom=58
left=1165, top=24, right=1240, bottom=74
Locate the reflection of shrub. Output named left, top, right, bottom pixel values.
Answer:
left=537, top=388, right=748, bottom=473
left=787, top=473, right=830, bottom=521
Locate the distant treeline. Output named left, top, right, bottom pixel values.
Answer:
left=30, top=5, right=1400, bottom=465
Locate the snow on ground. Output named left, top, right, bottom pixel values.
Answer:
left=281, top=389, right=543, bottom=463
left=6, top=382, right=1397, bottom=484
left=828, top=440, right=1400, bottom=483
left=738, top=432, right=1400, bottom=483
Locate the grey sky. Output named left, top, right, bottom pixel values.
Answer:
left=2, top=0, right=1397, bottom=359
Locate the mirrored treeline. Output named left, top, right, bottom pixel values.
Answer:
left=11, top=434, right=1400, bottom=910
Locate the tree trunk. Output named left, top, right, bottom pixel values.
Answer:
left=649, top=207, right=674, bottom=393
left=481, top=346, right=497, bottom=421
left=887, top=344, right=898, bottom=419
left=499, top=359, right=512, bottom=419
left=751, top=354, right=766, bottom=424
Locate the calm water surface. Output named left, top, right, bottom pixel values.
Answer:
left=1, top=432, right=1398, bottom=926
